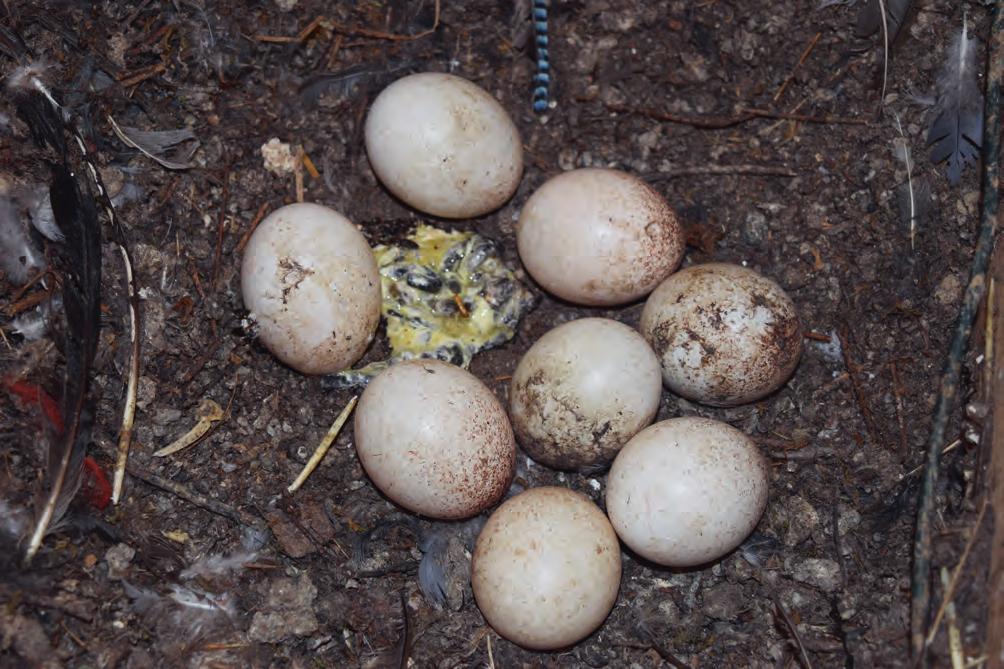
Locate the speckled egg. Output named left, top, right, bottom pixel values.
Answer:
left=471, top=487, right=621, bottom=650
left=509, top=318, right=662, bottom=470
left=516, top=168, right=684, bottom=306
left=364, top=72, right=523, bottom=218
left=606, top=417, right=769, bottom=567
left=240, top=202, right=381, bottom=375
left=639, top=262, right=802, bottom=406
left=354, top=359, right=516, bottom=519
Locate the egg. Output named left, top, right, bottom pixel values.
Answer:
left=354, top=359, right=516, bottom=519
left=639, top=262, right=802, bottom=406
left=509, top=318, right=662, bottom=470
left=364, top=72, right=523, bottom=218
left=516, top=168, right=684, bottom=306
left=471, top=487, right=621, bottom=650
left=241, top=203, right=381, bottom=375
left=606, top=417, right=769, bottom=567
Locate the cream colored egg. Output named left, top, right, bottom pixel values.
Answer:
left=639, top=262, right=802, bottom=406
left=364, top=72, right=523, bottom=218
left=240, top=202, right=381, bottom=375
left=509, top=318, right=662, bottom=470
left=354, top=359, right=516, bottom=519
left=606, top=417, right=769, bottom=568
left=471, top=487, right=621, bottom=650
left=516, top=168, right=684, bottom=306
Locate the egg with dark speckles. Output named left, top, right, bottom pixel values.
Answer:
left=509, top=318, right=661, bottom=470
left=606, top=417, right=769, bottom=567
left=640, top=262, right=802, bottom=406
left=516, top=168, right=684, bottom=306
left=241, top=203, right=381, bottom=375
left=471, top=487, right=621, bottom=650
left=354, top=359, right=516, bottom=520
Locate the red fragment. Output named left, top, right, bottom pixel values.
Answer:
left=5, top=378, right=109, bottom=511
left=3, top=378, right=64, bottom=433
left=81, top=457, right=111, bottom=511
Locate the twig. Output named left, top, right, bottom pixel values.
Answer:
left=127, top=462, right=265, bottom=530
left=287, top=396, right=357, bottom=493
left=294, top=147, right=305, bottom=203
left=913, top=3, right=1003, bottom=662
left=116, top=62, right=165, bottom=88
left=329, top=0, right=441, bottom=42
left=767, top=445, right=838, bottom=461
left=604, top=101, right=870, bottom=129
left=889, top=360, right=909, bottom=459
left=256, top=2, right=441, bottom=44
left=210, top=166, right=230, bottom=290
left=774, top=32, right=822, bottom=103
left=984, top=238, right=1004, bottom=669
left=235, top=202, right=270, bottom=254
left=643, top=164, right=797, bottom=179
left=924, top=501, right=987, bottom=648
left=837, top=326, right=883, bottom=447
left=900, top=440, right=961, bottom=480
left=772, top=593, right=813, bottom=669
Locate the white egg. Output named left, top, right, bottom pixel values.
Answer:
left=606, top=417, right=769, bottom=567
left=516, top=168, right=684, bottom=306
left=639, top=263, right=803, bottom=406
left=509, top=318, right=662, bottom=470
left=354, top=359, right=516, bottom=520
left=240, top=203, right=381, bottom=375
left=364, top=72, right=523, bottom=218
left=471, top=486, right=621, bottom=650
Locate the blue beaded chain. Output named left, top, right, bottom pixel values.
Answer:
left=532, top=0, right=550, bottom=112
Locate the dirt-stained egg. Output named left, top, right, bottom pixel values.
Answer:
left=471, top=487, right=621, bottom=650
left=516, top=168, right=684, bottom=306
left=241, top=202, right=381, bottom=375
left=606, top=417, right=769, bottom=567
left=354, top=359, right=516, bottom=520
left=509, top=318, right=661, bottom=470
left=640, top=262, right=802, bottom=406
left=364, top=72, right=523, bottom=219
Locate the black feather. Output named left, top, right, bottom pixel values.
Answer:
left=856, top=0, right=914, bottom=42
left=927, top=17, right=984, bottom=184
left=17, top=91, right=102, bottom=562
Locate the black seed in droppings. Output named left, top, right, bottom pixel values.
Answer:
left=406, top=266, right=443, bottom=292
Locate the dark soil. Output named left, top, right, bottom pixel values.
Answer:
left=0, top=1, right=995, bottom=667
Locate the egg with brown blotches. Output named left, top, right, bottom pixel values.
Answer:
left=640, top=262, right=802, bottom=406
left=516, top=168, right=684, bottom=306
left=240, top=203, right=381, bottom=375
left=353, top=359, right=516, bottom=520
left=471, top=486, right=621, bottom=650
left=364, top=72, right=523, bottom=219
left=606, top=417, right=769, bottom=568
left=508, top=317, right=661, bottom=470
